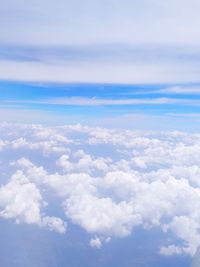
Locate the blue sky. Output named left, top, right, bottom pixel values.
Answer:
left=1, top=0, right=200, bottom=131
left=1, top=81, right=200, bottom=131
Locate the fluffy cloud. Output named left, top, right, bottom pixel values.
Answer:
left=0, top=170, right=67, bottom=233
left=0, top=171, right=43, bottom=224
left=1, top=122, right=200, bottom=255
left=89, top=237, right=102, bottom=249
left=57, top=150, right=111, bottom=174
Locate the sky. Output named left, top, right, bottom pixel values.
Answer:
left=2, top=81, right=200, bottom=131
left=0, top=0, right=200, bottom=85
left=1, top=0, right=200, bottom=266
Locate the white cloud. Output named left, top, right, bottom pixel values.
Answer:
left=13, top=96, right=200, bottom=107
left=63, top=194, right=139, bottom=237
left=159, top=86, right=200, bottom=95
left=1, top=122, right=200, bottom=255
left=0, top=170, right=43, bottom=224
left=41, top=216, right=67, bottom=234
left=89, top=237, right=102, bottom=249
left=1, top=1, right=200, bottom=83
left=0, top=169, right=67, bottom=233
left=57, top=151, right=111, bottom=174
left=160, top=245, right=186, bottom=256
left=1, top=50, right=200, bottom=83
left=1, top=0, right=200, bottom=46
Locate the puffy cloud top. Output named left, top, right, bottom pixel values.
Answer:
left=0, top=122, right=200, bottom=255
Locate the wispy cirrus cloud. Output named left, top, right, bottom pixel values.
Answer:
left=8, top=96, right=200, bottom=106
left=159, top=86, right=200, bottom=95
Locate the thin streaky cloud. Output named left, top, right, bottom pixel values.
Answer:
left=7, top=97, right=200, bottom=106
left=159, top=86, right=200, bottom=94
left=120, top=86, right=200, bottom=96
left=168, top=113, right=200, bottom=118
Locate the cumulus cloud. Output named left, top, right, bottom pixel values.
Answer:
left=0, top=171, right=43, bottom=224
left=1, top=122, right=200, bottom=255
left=0, top=169, right=67, bottom=233
left=89, top=237, right=102, bottom=249
left=41, top=216, right=67, bottom=234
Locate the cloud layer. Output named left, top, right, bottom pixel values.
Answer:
left=1, top=0, right=200, bottom=46
left=1, top=0, right=200, bottom=83
left=0, top=122, right=200, bottom=255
